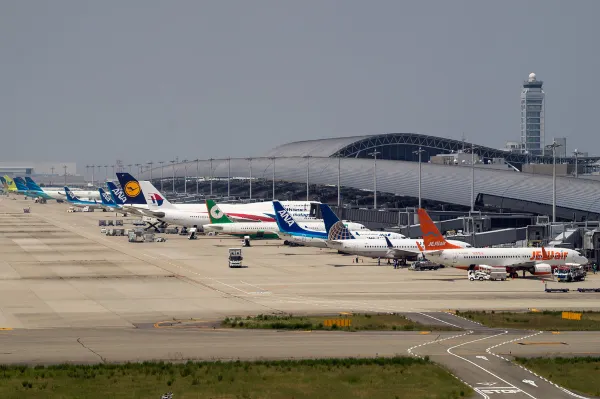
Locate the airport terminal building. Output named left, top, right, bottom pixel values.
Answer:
left=140, top=133, right=600, bottom=221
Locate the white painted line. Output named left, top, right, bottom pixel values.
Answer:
left=447, top=331, right=538, bottom=399
left=416, top=312, right=462, bottom=328
left=240, top=281, right=269, bottom=292
left=486, top=332, right=591, bottom=399
left=213, top=280, right=250, bottom=295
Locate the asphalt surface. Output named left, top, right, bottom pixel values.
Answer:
left=2, top=197, right=600, bottom=398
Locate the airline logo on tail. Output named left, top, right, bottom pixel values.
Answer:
left=124, top=181, right=141, bottom=198
left=111, top=187, right=127, bottom=204
left=417, top=208, right=462, bottom=250
left=210, top=206, right=224, bottom=220
left=101, top=190, right=113, bottom=204
left=277, top=209, right=296, bottom=227
left=65, top=188, right=78, bottom=201
left=148, top=193, right=164, bottom=206
left=328, top=221, right=354, bottom=240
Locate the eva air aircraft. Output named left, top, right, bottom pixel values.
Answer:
left=202, top=199, right=331, bottom=239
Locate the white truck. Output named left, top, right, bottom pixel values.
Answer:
left=228, top=248, right=243, bottom=268
left=469, top=266, right=507, bottom=281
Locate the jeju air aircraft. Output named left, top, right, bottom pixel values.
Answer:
left=416, top=208, right=588, bottom=278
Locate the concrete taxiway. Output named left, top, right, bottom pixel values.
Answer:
left=2, top=197, right=600, bottom=398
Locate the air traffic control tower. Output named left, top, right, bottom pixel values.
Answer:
left=520, top=72, right=545, bottom=156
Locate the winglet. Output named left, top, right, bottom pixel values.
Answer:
left=417, top=208, right=462, bottom=250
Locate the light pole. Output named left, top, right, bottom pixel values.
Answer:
left=63, top=165, right=67, bottom=186
left=209, top=158, right=214, bottom=196
left=337, top=156, right=341, bottom=207
left=50, top=166, right=55, bottom=186
left=227, top=157, right=231, bottom=198
left=111, top=165, right=115, bottom=180
left=247, top=158, right=253, bottom=199
left=546, top=141, right=562, bottom=223
left=573, top=149, right=583, bottom=178
left=470, top=146, right=475, bottom=213
left=413, top=147, right=425, bottom=209
left=158, top=161, right=164, bottom=191
left=170, top=160, right=176, bottom=193
left=182, top=160, right=188, bottom=194
left=104, top=165, right=108, bottom=182
left=147, top=161, right=153, bottom=182
left=368, top=151, right=381, bottom=209
left=85, top=165, right=89, bottom=183
left=270, top=157, right=276, bottom=200
left=194, top=159, right=199, bottom=194
left=127, top=164, right=132, bottom=174
left=303, top=155, right=311, bottom=201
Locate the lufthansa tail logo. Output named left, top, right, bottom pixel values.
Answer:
left=124, top=181, right=141, bottom=197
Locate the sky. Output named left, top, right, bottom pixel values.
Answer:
left=2, top=0, right=599, bottom=172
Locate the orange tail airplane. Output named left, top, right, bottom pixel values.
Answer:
left=417, top=208, right=462, bottom=250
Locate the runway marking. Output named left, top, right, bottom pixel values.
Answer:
left=486, top=332, right=591, bottom=399
left=416, top=312, right=461, bottom=328
left=240, top=281, right=270, bottom=293
left=517, top=342, right=567, bottom=345
left=446, top=330, right=538, bottom=399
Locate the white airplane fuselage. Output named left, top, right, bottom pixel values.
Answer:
left=425, top=247, right=588, bottom=275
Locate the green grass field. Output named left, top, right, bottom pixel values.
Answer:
left=515, top=357, right=600, bottom=397
left=222, top=313, right=460, bottom=331
left=0, top=358, right=471, bottom=399
left=456, top=310, right=600, bottom=330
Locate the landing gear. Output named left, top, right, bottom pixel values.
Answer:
left=510, top=272, right=519, bottom=279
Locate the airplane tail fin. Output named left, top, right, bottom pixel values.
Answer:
left=138, top=181, right=176, bottom=209
left=25, top=177, right=43, bottom=192
left=99, top=188, right=116, bottom=206
left=206, top=199, right=233, bottom=223
left=14, top=177, right=29, bottom=192
left=4, top=176, right=17, bottom=191
left=115, top=173, right=147, bottom=205
left=273, top=201, right=307, bottom=234
left=320, top=204, right=342, bottom=234
left=106, top=182, right=126, bottom=205
left=327, top=221, right=355, bottom=240
left=417, top=208, right=462, bottom=250
left=63, top=187, right=80, bottom=202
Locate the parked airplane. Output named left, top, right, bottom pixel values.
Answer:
left=416, top=208, right=588, bottom=278
left=115, top=172, right=330, bottom=225
left=115, top=172, right=320, bottom=222
left=321, top=203, right=405, bottom=240
left=24, top=177, right=56, bottom=200
left=272, top=201, right=330, bottom=248
left=63, top=187, right=103, bottom=209
left=13, top=177, right=31, bottom=195
left=203, top=199, right=337, bottom=239
left=3, top=176, right=18, bottom=193
left=325, top=217, right=471, bottom=261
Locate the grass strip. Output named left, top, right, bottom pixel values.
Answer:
left=515, top=357, right=600, bottom=397
left=0, top=357, right=471, bottom=399
left=456, top=310, right=600, bottom=331
left=223, top=313, right=460, bottom=331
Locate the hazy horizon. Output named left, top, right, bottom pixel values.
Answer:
left=2, top=0, right=599, bottom=173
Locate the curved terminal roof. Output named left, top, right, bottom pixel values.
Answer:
left=264, top=133, right=600, bottom=165
left=263, top=135, right=371, bottom=158
left=141, top=156, right=600, bottom=219
left=139, top=133, right=600, bottom=219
